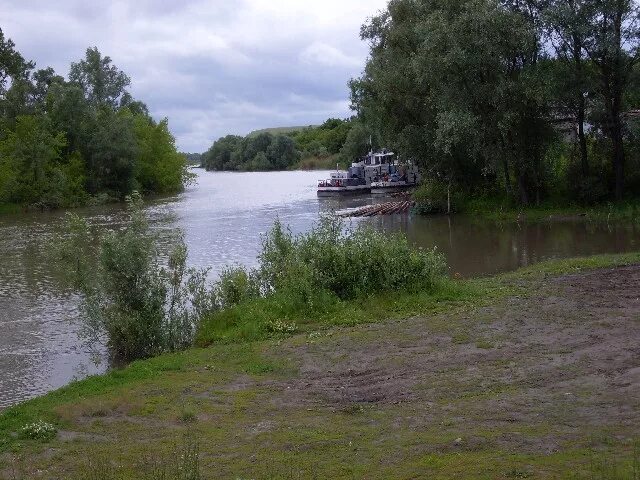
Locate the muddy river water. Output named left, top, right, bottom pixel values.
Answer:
left=1, top=169, right=638, bottom=407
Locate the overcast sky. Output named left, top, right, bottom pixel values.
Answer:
left=1, top=0, right=388, bottom=152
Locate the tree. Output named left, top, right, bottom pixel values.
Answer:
left=545, top=0, right=595, bottom=176
left=0, top=28, right=33, bottom=105
left=339, top=122, right=373, bottom=161
left=69, top=47, right=131, bottom=108
left=267, top=134, right=298, bottom=169
left=134, top=115, right=190, bottom=193
left=202, top=135, right=243, bottom=171
left=86, top=109, right=137, bottom=197
left=0, top=114, right=66, bottom=205
left=583, top=0, right=640, bottom=199
left=352, top=0, right=554, bottom=204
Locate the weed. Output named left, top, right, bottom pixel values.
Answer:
left=19, top=420, right=56, bottom=441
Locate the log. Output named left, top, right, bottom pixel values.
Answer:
left=337, top=201, right=415, bottom=218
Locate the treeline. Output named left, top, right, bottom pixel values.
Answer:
left=201, top=118, right=375, bottom=171
left=351, top=0, right=640, bottom=206
left=0, top=29, right=189, bottom=210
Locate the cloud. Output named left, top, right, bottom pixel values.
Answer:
left=0, top=0, right=388, bottom=151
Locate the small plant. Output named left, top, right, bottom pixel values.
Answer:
left=20, top=420, right=57, bottom=441
left=179, top=408, right=197, bottom=424
left=265, top=319, right=297, bottom=335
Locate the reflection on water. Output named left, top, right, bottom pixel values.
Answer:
left=0, top=169, right=638, bottom=407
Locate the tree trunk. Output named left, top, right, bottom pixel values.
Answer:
left=517, top=168, right=529, bottom=206
left=611, top=116, right=625, bottom=200
left=610, top=5, right=626, bottom=200
left=571, top=13, right=589, bottom=177
left=577, top=101, right=589, bottom=176
left=502, top=156, right=512, bottom=198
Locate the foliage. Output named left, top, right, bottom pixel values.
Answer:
left=0, top=114, right=69, bottom=208
left=202, top=132, right=300, bottom=172
left=413, top=179, right=455, bottom=214
left=257, top=216, right=446, bottom=300
left=289, top=118, right=353, bottom=158
left=0, top=31, right=188, bottom=210
left=57, top=193, right=217, bottom=362
left=351, top=0, right=640, bottom=206
left=201, top=118, right=373, bottom=171
left=134, top=115, right=193, bottom=194
left=197, top=216, right=447, bottom=344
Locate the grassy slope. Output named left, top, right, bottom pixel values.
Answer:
left=248, top=126, right=316, bottom=137
left=2, top=252, right=640, bottom=478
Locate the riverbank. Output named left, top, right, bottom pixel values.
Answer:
left=456, top=198, right=640, bottom=223
left=1, top=252, right=639, bottom=479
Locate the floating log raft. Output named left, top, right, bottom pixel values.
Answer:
left=337, top=201, right=415, bottom=218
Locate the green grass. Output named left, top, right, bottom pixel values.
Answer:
left=0, top=203, right=24, bottom=215
left=195, top=278, right=481, bottom=347
left=459, top=197, right=640, bottom=223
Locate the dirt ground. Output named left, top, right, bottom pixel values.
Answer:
left=265, top=265, right=640, bottom=453
left=3, top=264, right=640, bottom=479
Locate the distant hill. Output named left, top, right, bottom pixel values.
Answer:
left=248, top=125, right=317, bottom=137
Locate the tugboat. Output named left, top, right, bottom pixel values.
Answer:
left=316, top=170, right=369, bottom=197
left=317, top=150, right=420, bottom=196
left=370, top=165, right=420, bottom=195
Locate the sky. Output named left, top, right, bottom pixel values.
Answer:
left=1, top=0, right=389, bottom=152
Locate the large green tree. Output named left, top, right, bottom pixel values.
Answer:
left=69, top=47, right=131, bottom=108
left=352, top=0, right=554, bottom=204
left=582, top=0, right=639, bottom=199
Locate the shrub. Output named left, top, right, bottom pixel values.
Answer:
left=215, top=266, right=260, bottom=309
left=57, top=193, right=218, bottom=362
left=413, top=180, right=454, bottom=214
left=258, top=216, right=446, bottom=300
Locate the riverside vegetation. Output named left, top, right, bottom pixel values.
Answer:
left=56, top=194, right=447, bottom=363
left=200, top=118, right=374, bottom=172
left=0, top=29, right=191, bottom=211
left=1, top=209, right=640, bottom=477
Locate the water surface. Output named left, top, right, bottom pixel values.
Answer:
left=0, top=169, right=638, bottom=407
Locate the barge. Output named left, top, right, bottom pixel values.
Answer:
left=317, top=150, right=420, bottom=196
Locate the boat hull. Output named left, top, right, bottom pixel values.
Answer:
left=317, top=186, right=371, bottom=197
left=370, top=182, right=417, bottom=195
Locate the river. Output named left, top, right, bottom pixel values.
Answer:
left=0, top=169, right=638, bottom=408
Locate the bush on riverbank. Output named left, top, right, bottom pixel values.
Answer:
left=197, top=216, right=447, bottom=345
left=58, top=193, right=218, bottom=362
